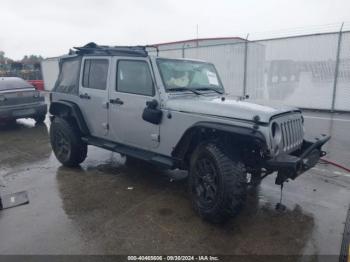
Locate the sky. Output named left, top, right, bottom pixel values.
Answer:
left=0, top=0, right=349, bottom=60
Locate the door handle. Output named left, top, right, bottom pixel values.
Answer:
left=79, top=93, right=91, bottom=99
left=110, top=98, right=124, bottom=105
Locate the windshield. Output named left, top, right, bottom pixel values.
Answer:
left=156, top=58, right=224, bottom=93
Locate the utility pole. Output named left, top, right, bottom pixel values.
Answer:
left=242, top=33, right=249, bottom=97
left=331, top=22, right=344, bottom=112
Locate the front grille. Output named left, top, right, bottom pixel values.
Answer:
left=280, top=118, right=303, bottom=152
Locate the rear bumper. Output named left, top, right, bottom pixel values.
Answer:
left=0, top=103, right=47, bottom=120
left=266, top=135, right=331, bottom=185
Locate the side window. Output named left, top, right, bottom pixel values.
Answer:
left=82, top=59, right=109, bottom=90
left=117, top=60, right=154, bottom=96
left=54, top=57, right=81, bottom=94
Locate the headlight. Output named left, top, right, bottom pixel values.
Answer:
left=0, top=95, right=6, bottom=102
left=271, top=122, right=282, bottom=145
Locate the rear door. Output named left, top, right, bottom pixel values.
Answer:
left=78, top=57, right=110, bottom=137
left=108, top=57, right=160, bottom=149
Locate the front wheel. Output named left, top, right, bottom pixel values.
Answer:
left=189, top=142, right=247, bottom=223
left=50, top=117, right=87, bottom=167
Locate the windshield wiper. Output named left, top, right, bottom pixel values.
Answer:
left=193, top=86, right=224, bottom=94
left=167, top=87, right=202, bottom=95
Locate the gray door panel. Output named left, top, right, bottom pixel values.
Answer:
left=108, top=58, right=160, bottom=149
left=78, top=57, right=110, bottom=138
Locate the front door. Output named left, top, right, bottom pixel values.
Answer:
left=108, top=58, right=159, bottom=150
left=78, top=57, right=110, bottom=137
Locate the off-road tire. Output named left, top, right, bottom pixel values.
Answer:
left=50, top=117, right=87, bottom=167
left=189, top=142, right=247, bottom=223
left=34, top=114, right=46, bottom=124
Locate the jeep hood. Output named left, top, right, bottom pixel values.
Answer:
left=164, top=95, right=300, bottom=123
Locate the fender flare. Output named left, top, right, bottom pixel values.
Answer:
left=49, top=100, right=90, bottom=136
left=172, top=121, right=267, bottom=159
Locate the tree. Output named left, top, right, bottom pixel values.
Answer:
left=21, top=54, right=43, bottom=65
left=0, top=51, right=5, bottom=64
left=0, top=51, right=14, bottom=64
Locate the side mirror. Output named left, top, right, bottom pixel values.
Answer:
left=142, top=99, right=162, bottom=125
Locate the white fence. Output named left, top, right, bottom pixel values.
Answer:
left=149, top=30, right=350, bottom=111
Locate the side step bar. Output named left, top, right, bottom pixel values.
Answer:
left=82, top=136, right=176, bottom=169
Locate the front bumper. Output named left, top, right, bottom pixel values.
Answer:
left=266, top=135, right=331, bottom=185
left=0, top=103, right=47, bottom=120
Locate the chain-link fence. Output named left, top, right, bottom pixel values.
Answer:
left=149, top=30, right=350, bottom=112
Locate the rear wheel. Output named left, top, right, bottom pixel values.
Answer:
left=189, top=142, right=247, bottom=223
left=50, top=117, right=87, bottom=167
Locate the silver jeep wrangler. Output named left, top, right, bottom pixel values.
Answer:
left=49, top=43, right=330, bottom=223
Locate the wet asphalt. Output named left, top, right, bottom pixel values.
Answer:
left=0, top=110, right=349, bottom=259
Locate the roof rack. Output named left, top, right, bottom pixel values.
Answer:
left=72, top=42, right=149, bottom=57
